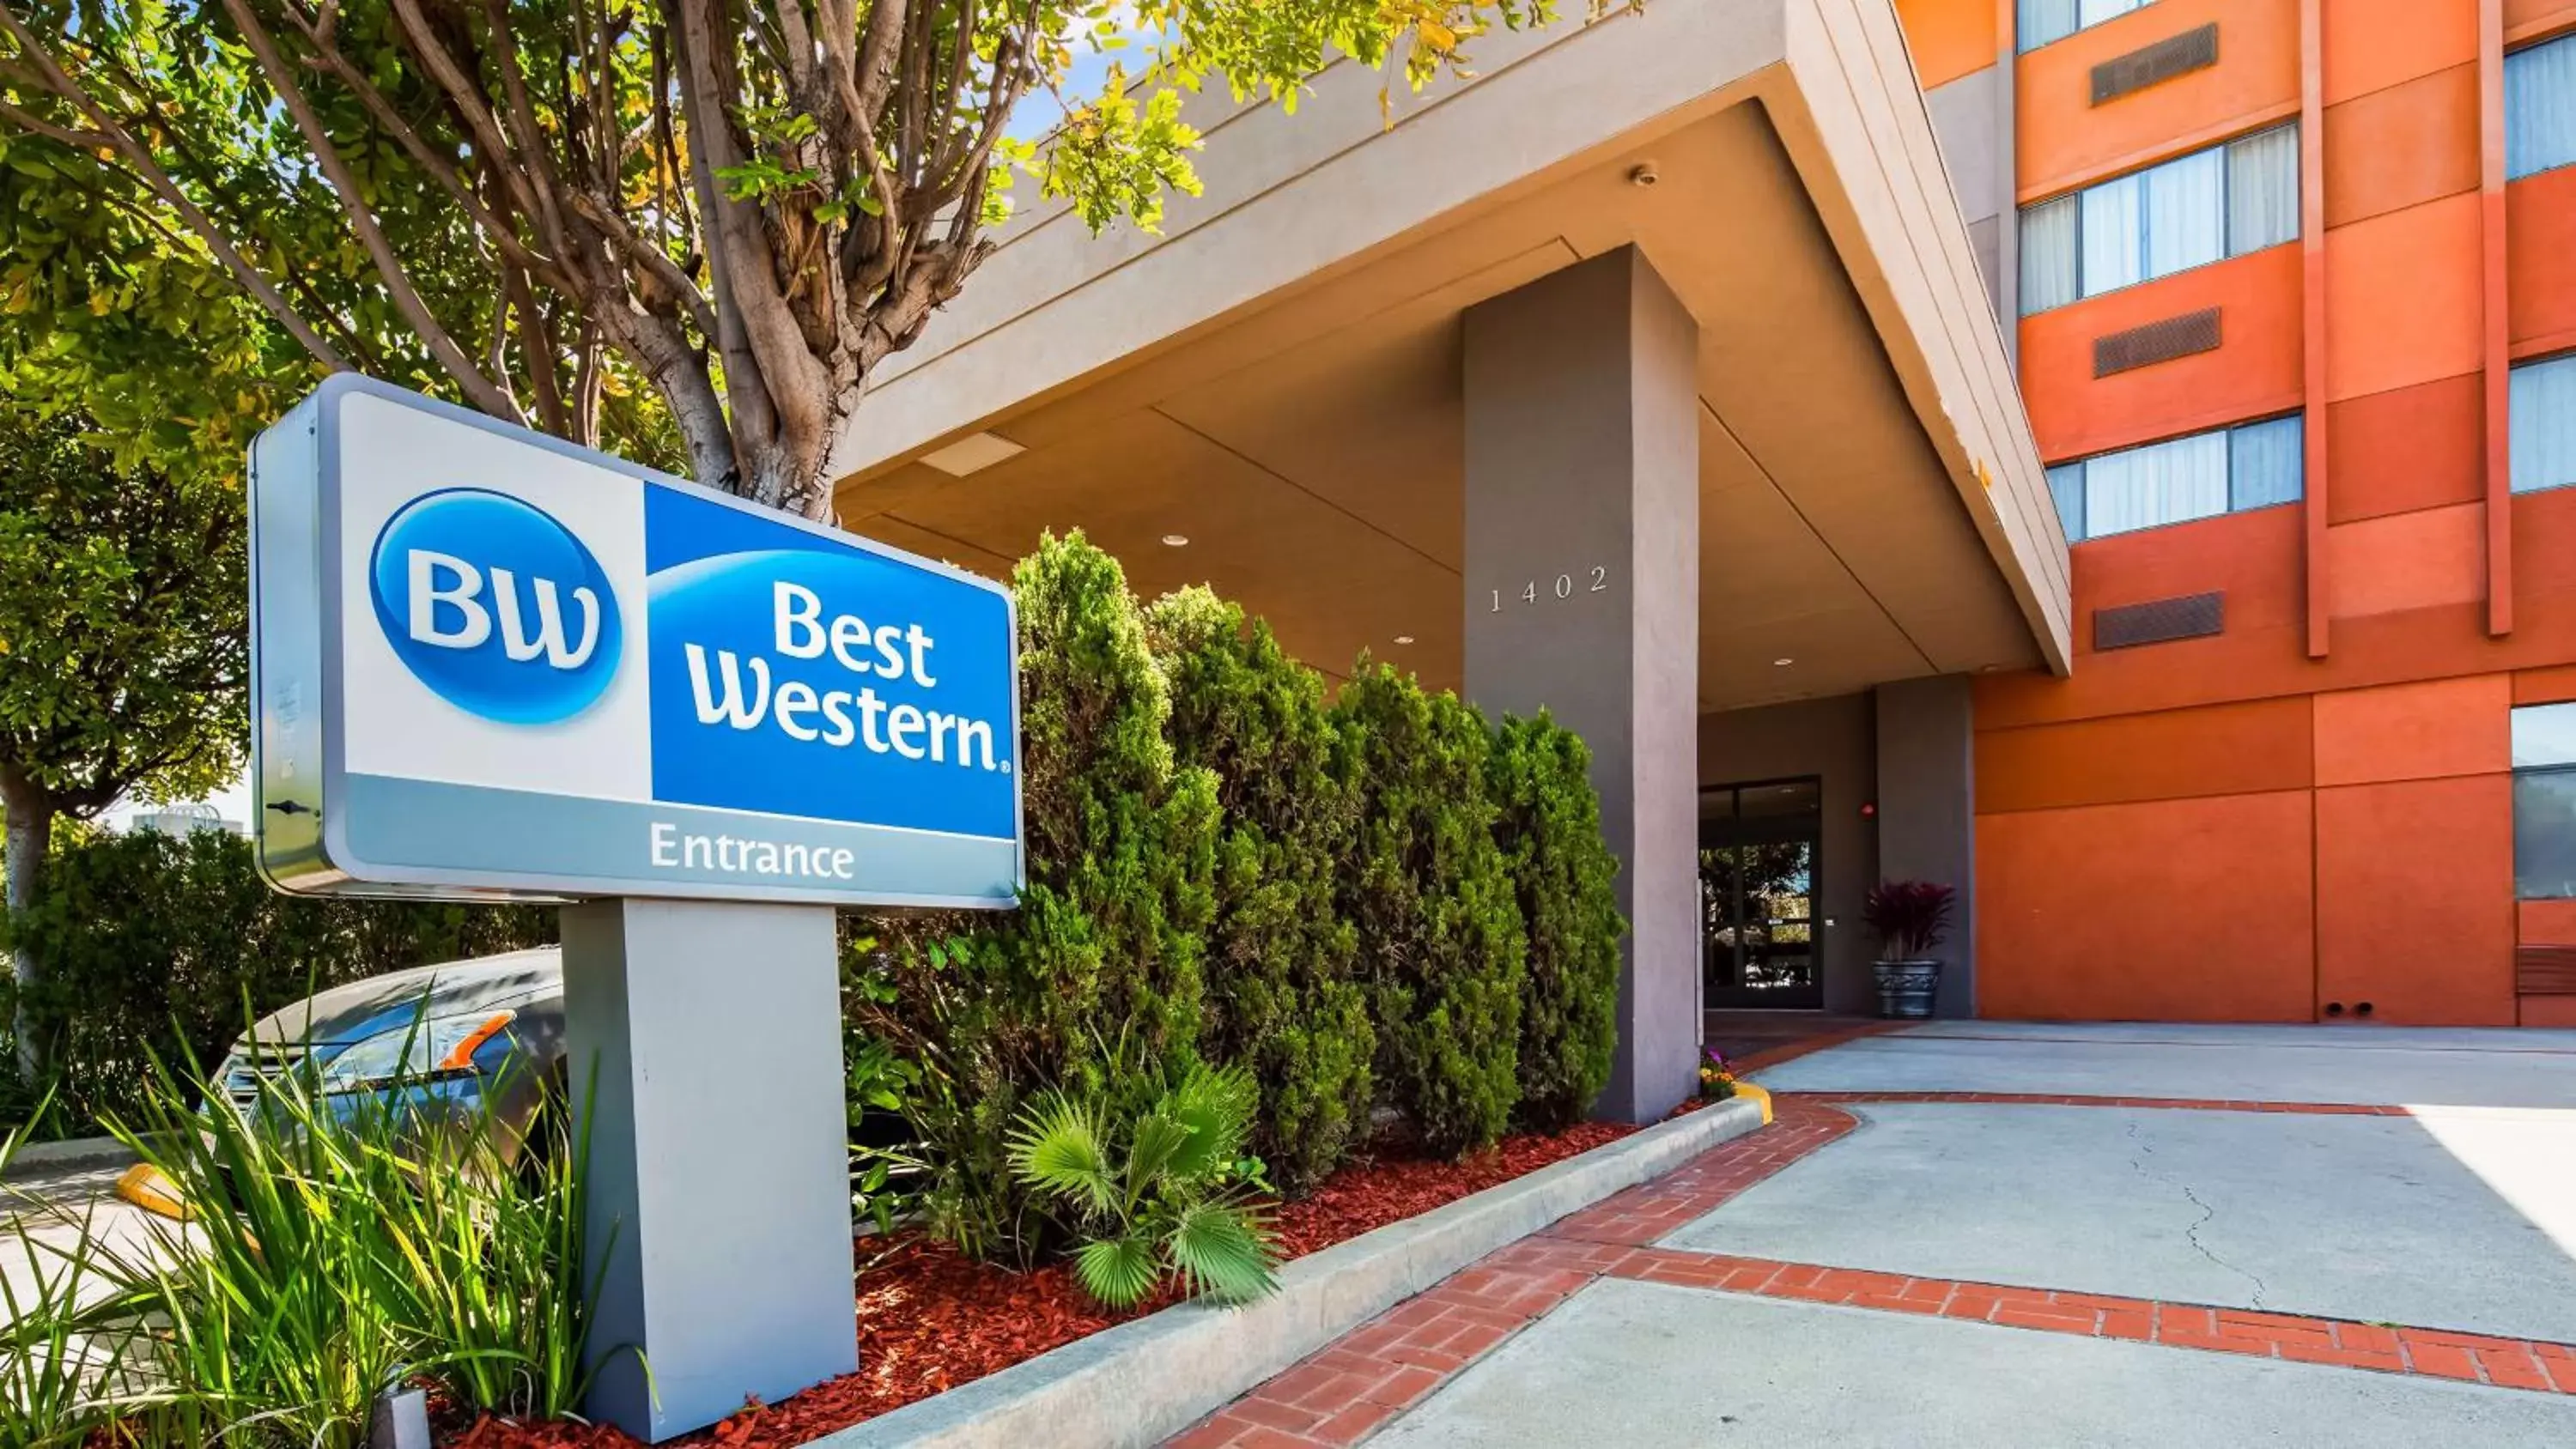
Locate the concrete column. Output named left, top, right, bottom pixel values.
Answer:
left=562, top=899, right=859, bottom=1441
left=1462, top=246, right=1700, bottom=1122
left=1873, top=676, right=1978, bottom=1016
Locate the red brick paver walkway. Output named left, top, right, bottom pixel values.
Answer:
left=1166, top=1094, right=2576, bottom=1447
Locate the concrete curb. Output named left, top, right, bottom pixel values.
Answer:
left=817, top=1096, right=1767, bottom=1449
left=1, top=1135, right=138, bottom=1180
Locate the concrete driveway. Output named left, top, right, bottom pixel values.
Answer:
left=1176, top=1022, right=2576, bottom=1448
left=0, top=1156, right=164, bottom=1317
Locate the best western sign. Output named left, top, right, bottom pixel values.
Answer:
left=250, top=375, right=1024, bottom=907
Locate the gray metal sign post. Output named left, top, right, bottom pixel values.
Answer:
left=562, top=900, right=855, bottom=1437
left=248, top=377, right=1023, bottom=1441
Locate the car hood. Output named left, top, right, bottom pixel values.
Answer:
left=245, top=947, right=564, bottom=1048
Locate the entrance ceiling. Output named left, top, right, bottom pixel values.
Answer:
left=830, top=2, right=2066, bottom=712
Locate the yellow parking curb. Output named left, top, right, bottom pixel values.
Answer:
left=1735, top=1082, right=1774, bottom=1125
left=114, top=1162, right=191, bottom=1222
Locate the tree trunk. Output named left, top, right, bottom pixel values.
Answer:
left=0, top=767, right=52, bottom=1087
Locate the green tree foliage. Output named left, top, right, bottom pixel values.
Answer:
left=0, top=409, right=248, bottom=1077
left=1486, top=712, right=1623, bottom=1130
left=0, top=0, right=1561, bottom=513
left=1332, top=663, right=1524, bottom=1158
left=0, top=130, right=306, bottom=481
left=851, top=532, right=1218, bottom=1261
left=0, top=826, right=554, bottom=1130
left=1146, top=586, right=1370, bottom=1192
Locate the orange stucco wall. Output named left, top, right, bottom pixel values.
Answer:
left=2020, top=246, right=2305, bottom=462
left=2508, top=165, right=2576, bottom=355
left=1894, top=0, right=2571, bottom=1025
left=2506, top=0, right=2576, bottom=39
left=2018, top=0, right=2302, bottom=201
left=2324, top=0, right=2478, bottom=103
left=1978, top=791, right=2319, bottom=1022
left=1894, top=0, right=1998, bottom=89
left=2324, top=373, right=2485, bottom=524
left=2323, top=64, right=2479, bottom=229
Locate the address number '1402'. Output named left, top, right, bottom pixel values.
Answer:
left=1492, top=566, right=1609, bottom=611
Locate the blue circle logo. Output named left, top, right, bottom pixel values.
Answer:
left=368, top=489, right=623, bottom=724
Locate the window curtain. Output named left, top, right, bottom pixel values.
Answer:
left=2020, top=196, right=2081, bottom=314
left=2226, top=125, right=2301, bottom=254
left=2047, top=463, right=2088, bottom=542
left=2228, top=415, right=2305, bottom=509
left=2145, top=149, right=2226, bottom=278
left=2083, top=431, right=2228, bottom=537
left=2019, top=0, right=2079, bottom=52
left=2021, top=0, right=2147, bottom=51
left=2079, top=149, right=2222, bottom=300
left=2080, top=173, right=2146, bottom=296
left=2512, top=355, right=2576, bottom=495
left=2079, top=0, right=2150, bottom=27
left=2507, top=34, right=2576, bottom=181
left=2515, top=702, right=2576, bottom=769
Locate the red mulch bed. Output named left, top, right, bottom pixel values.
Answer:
left=443, top=1120, right=1637, bottom=1449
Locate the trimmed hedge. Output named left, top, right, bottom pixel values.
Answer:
left=0, top=826, right=553, bottom=1129
left=1487, top=712, right=1625, bottom=1130
left=1333, top=662, right=1527, bottom=1159
left=1147, top=586, right=1372, bottom=1193
left=850, top=531, right=1220, bottom=1260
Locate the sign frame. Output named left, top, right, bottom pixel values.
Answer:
left=251, top=373, right=1026, bottom=910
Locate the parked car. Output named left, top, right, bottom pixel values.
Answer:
left=213, top=948, right=567, bottom=1167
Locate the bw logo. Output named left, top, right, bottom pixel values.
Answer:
left=368, top=488, right=624, bottom=724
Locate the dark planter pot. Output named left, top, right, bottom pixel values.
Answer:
left=1873, top=958, right=1941, bottom=1020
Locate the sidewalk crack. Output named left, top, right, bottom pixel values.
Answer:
left=2125, top=1119, right=2269, bottom=1309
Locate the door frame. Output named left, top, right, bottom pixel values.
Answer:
left=1699, top=775, right=1826, bottom=1011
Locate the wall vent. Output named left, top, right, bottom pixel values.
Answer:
left=2517, top=944, right=2576, bottom=995
left=2092, top=24, right=2221, bottom=106
left=2093, top=591, right=2225, bottom=652
left=2094, top=308, right=2223, bottom=377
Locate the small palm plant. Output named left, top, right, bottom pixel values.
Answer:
left=1007, top=1063, right=1283, bottom=1311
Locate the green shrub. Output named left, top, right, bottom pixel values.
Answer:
left=0, top=827, right=553, bottom=1131
left=1333, top=663, right=1525, bottom=1158
left=853, top=531, right=1219, bottom=1263
left=1008, top=1060, right=1280, bottom=1310
left=1487, top=712, right=1625, bottom=1129
left=1146, top=588, right=1371, bottom=1192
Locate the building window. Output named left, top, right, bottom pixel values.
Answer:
left=2020, top=125, right=2299, bottom=315
left=2046, top=414, right=2302, bottom=543
left=2512, top=354, right=2576, bottom=494
left=2506, top=33, right=2576, bottom=181
left=2515, top=702, right=2576, bottom=899
left=2019, top=0, right=2154, bottom=53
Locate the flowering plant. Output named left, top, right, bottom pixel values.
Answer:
left=1697, top=1046, right=1737, bottom=1100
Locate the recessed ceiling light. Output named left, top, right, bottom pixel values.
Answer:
left=1161, top=533, right=1189, bottom=547
left=1772, top=658, right=1795, bottom=667
left=918, top=431, right=1025, bottom=476
left=1394, top=634, right=1416, bottom=646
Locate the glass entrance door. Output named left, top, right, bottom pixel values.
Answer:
left=1700, top=779, right=1823, bottom=1009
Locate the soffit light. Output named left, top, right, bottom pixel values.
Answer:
left=1394, top=634, right=1416, bottom=646
left=1161, top=533, right=1190, bottom=547
left=919, top=431, right=1025, bottom=476
left=1772, top=658, right=1795, bottom=667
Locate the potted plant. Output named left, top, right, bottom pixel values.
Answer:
left=1863, top=880, right=1956, bottom=1020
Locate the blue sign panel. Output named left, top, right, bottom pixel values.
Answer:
left=250, top=375, right=1024, bottom=907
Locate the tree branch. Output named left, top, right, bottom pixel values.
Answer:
left=276, top=0, right=575, bottom=294
left=216, top=0, right=523, bottom=421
